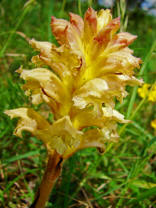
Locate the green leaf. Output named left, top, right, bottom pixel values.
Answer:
left=128, top=187, right=156, bottom=204
left=131, top=180, right=156, bottom=189
left=2, top=150, right=40, bottom=165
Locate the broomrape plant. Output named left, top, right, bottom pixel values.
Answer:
left=5, top=8, right=143, bottom=208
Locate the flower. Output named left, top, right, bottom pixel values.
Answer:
left=5, top=8, right=142, bottom=158
left=151, top=119, right=156, bottom=130
left=148, top=83, right=156, bottom=102
left=138, top=83, right=151, bottom=98
left=138, top=83, right=156, bottom=102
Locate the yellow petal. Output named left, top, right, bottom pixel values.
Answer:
left=107, top=48, right=141, bottom=69
left=30, top=39, right=53, bottom=68
left=138, top=83, right=151, bottom=99
left=4, top=108, right=49, bottom=138
left=18, top=67, right=66, bottom=103
left=79, top=128, right=105, bottom=150
left=69, top=12, right=84, bottom=35
left=116, top=75, right=143, bottom=86
left=148, top=91, right=156, bottom=102
left=73, top=76, right=135, bottom=109
left=51, top=16, right=82, bottom=55
left=51, top=17, right=70, bottom=45
left=72, top=109, right=104, bottom=130
left=148, top=84, right=156, bottom=102
left=31, top=55, right=46, bottom=67
left=17, top=67, right=70, bottom=117
left=94, top=17, right=120, bottom=44
left=50, top=44, right=82, bottom=82
left=102, top=107, right=129, bottom=123
left=78, top=126, right=118, bottom=152
left=73, top=78, right=109, bottom=109
left=30, top=39, right=52, bottom=58
left=40, top=115, right=82, bottom=155
left=5, top=108, right=82, bottom=155
left=97, top=9, right=112, bottom=32
left=151, top=119, right=156, bottom=129
left=83, top=7, right=97, bottom=43
left=95, top=48, right=141, bottom=77
left=72, top=104, right=128, bottom=131
left=106, top=32, right=137, bottom=53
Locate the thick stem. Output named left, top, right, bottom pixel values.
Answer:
left=30, top=151, right=63, bottom=208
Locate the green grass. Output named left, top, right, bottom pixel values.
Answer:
left=0, top=0, right=156, bottom=207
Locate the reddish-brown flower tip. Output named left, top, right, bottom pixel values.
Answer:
left=84, top=7, right=97, bottom=35
left=69, top=12, right=84, bottom=35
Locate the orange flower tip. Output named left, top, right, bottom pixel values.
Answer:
left=51, top=16, right=56, bottom=33
left=50, top=16, right=69, bottom=44
left=69, top=12, right=76, bottom=23
left=131, top=34, right=137, bottom=41
left=94, top=17, right=120, bottom=44
left=107, top=16, right=120, bottom=28
left=110, top=17, right=120, bottom=29
left=117, top=33, right=137, bottom=46
left=84, top=7, right=97, bottom=30
left=69, top=12, right=81, bottom=24
left=114, top=16, right=120, bottom=22
left=85, top=7, right=96, bottom=18
left=51, top=16, right=56, bottom=24
left=69, top=12, right=84, bottom=33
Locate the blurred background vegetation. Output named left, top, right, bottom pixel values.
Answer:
left=0, top=0, right=156, bottom=207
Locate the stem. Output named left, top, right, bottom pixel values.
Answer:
left=119, top=97, right=146, bottom=135
left=78, top=0, right=82, bottom=17
left=48, top=0, right=54, bottom=42
left=126, top=40, right=156, bottom=119
left=30, top=151, right=63, bottom=208
left=61, top=0, right=66, bottom=15
left=0, top=3, right=30, bottom=57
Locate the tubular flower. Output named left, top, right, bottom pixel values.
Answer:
left=5, top=8, right=142, bottom=158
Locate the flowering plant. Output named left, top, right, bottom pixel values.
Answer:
left=5, top=8, right=142, bottom=208
left=138, top=83, right=156, bottom=130
left=138, top=83, right=156, bottom=102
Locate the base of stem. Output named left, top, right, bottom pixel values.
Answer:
left=30, top=151, right=63, bottom=208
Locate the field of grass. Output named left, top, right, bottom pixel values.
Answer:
left=0, top=0, right=156, bottom=207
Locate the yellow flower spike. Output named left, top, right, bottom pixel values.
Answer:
left=138, top=83, right=151, bottom=98
left=151, top=119, right=156, bottom=130
left=6, top=7, right=143, bottom=158
left=5, top=8, right=143, bottom=207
